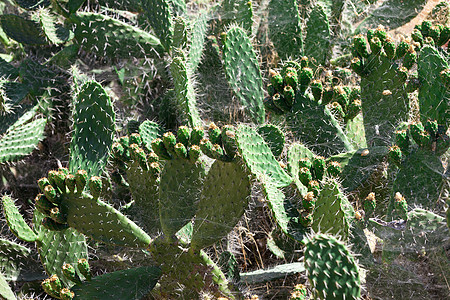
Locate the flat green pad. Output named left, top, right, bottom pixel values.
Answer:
left=359, top=54, right=409, bottom=147
left=61, top=193, right=153, bottom=248
left=1, top=196, right=38, bottom=242
left=312, top=180, right=354, bottom=240
left=223, top=26, right=265, bottom=124
left=262, top=180, right=309, bottom=244
left=257, top=124, right=285, bottom=157
left=33, top=211, right=88, bottom=285
left=0, top=116, right=46, bottom=163
left=170, top=56, right=202, bottom=127
left=0, top=15, right=47, bottom=45
left=267, top=0, right=303, bottom=60
left=305, top=234, right=361, bottom=300
left=73, top=12, right=163, bottom=59
left=69, top=81, right=115, bottom=178
left=139, top=120, right=161, bottom=151
left=286, top=93, right=353, bottom=156
left=392, top=149, right=445, bottom=210
left=126, top=160, right=160, bottom=236
left=304, top=4, right=331, bottom=66
left=358, top=0, right=427, bottom=31
left=328, top=147, right=388, bottom=192
left=159, top=159, right=206, bottom=237
left=236, top=124, right=291, bottom=188
left=191, top=161, right=251, bottom=250
left=417, top=45, right=449, bottom=127
left=72, top=266, right=161, bottom=299
left=0, top=271, right=15, bottom=300
left=0, top=238, right=44, bottom=281
left=240, top=262, right=305, bottom=284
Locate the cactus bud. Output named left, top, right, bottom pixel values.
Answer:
left=329, top=102, right=345, bottom=120
left=403, top=48, right=417, bottom=69
left=410, top=29, right=424, bottom=46
left=410, top=122, right=425, bottom=146
left=396, top=40, right=410, bottom=59
left=424, top=36, right=435, bottom=47
left=129, top=133, right=142, bottom=146
left=118, top=136, right=130, bottom=149
left=374, top=25, right=387, bottom=43
left=302, top=191, right=316, bottom=211
left=353, top=34, right=369, bottom=58
left=421, top=20, right=432, bottom=36
left=88, top=176, right=102, bottom=199
left=327, top=161, right=342, bottom=177
left=49, top=274, right=63, bottom=292
left=298, top=158, right=312, bottom=170
left=364, top=192, right=376, bottom=216
left=300, top=56, right=309, bottom=68
left=308, top=180, right=320, bottom=197
left=299, top=167, right=312, bottom=186
left=62, top=263, right=79, bottom=283
left=438, top=26, right=450, bottom=46
left=369, top=37, right=382, bottom=54
left=77, top=258, right=91, bottom=281
left=208, top=122, right=222, bottom=144
left=75, top=170, right=88, bottom=192
left=333, top=86, right=349, bottom=109
left=35, top=193, right=54, bottom=214
left=350, top=57, right=364, bottom=76
left=322, top=86, right=334, bottom=105
left=383, top=36, right=396, bottom=59
left=424, top=119, right=439, bottom=138
left=299, top=68, right=313, bottom=93
left=174, top=143, right=188, bottom=159
left=440, top=69, right=450, bottom=88
left=162, top=132, right=177, bottom=155
left=151, top=138, right=171, bottom=160
left=50, top=207, right=66, bottom=224
left=42, top=278, right=59, bottom=298
left=394, top=192, right=408, bottom=220
left=44, top=185, right=58, bottom=204
left=283, top=85, right=295, bottom=107
left=188, top=145, right=202, bottom=163
left=38, top=177, right=51, bottom=193
left=112, top=142, right=125, bottom=160
left=146, top=152, right=159, bottom=164
left=312, top=156, right=326, bottom=181
left=394, top=129, right=410, bottom=154
left=284, top=71, right=298, bottom=90
left=199, top=138, right=214, bottom=159
left=60, top=288, right=75, bottom=300
left=272, top=93, right=290, bottom=112
left=388, top=145, right=402, bottom=167
left=212, top=144, right=225, bottom=160
left=269, top=70, right=283, bottom=92
left=190, top=126, right=205, bottom=145
left=132, top=147, right=148, bottom=170
left=149, top=162, right=161, bottom=178
left=222, top=130, right=237, bottom=158
left=177, top=126, right=191, bottom=147
left=310, top=80, right=323, bottom=102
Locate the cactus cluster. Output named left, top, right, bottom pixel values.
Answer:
left=0, top=0, right=449, bottom=299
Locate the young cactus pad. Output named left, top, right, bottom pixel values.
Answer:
left=305, top=234, right=361, bottom=299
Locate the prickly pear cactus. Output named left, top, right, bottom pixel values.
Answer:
left=305, top=234, right=361, bottom=300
